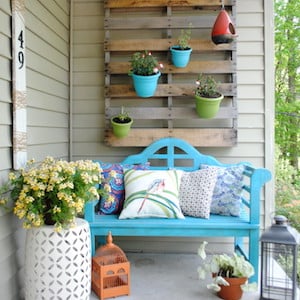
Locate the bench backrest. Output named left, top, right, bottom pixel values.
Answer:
left=122, top=137, right=241, bottom=170
left=85, top=137, right=271, bottom=224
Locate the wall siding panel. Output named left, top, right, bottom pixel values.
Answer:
left=0, top=1, right=19, bottom=299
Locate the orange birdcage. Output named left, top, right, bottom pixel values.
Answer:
left=92, top=232, right=130, bottom=300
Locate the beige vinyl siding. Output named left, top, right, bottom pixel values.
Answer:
left=71, top=0, right=273, bottom=252
left=26, top=0, right=70, bottom=161
left=0, top=1, right=20, bottom=299
left=72, top=0, right=269, bottom=163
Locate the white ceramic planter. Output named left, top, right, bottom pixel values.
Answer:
left=25, top=218, right=91, bottom=300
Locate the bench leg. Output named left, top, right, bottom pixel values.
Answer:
left=235, top=234, right=259, bottom=284
left=248, top=230, right=259, bottom=284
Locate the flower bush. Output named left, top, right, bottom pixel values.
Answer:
left=0, top=157, right=111, bottom=231
left=128, top=50, right=163, bottom=76
left=194, top=74, right=222, bottom=98
left=197, top=241, right=256, bottom=292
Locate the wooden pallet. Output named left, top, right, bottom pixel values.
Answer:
left=104, top=0, right=237, bottom=147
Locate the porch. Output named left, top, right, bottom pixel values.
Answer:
left=90, top=252, right=260, bottom=300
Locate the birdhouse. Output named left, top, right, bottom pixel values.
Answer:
left=260, top=216, right=299, bottom=300
left=92, top=232, right=130, bottom=300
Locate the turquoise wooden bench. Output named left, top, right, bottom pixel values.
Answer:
left=84, top=137, right=272, bottom=283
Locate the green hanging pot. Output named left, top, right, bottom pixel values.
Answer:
left=111, top=116, right=133, bottom=138
left=194, top=94, right=224, bottom=118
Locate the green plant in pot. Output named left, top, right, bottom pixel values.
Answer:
left=111, top=106, right=133, bottom=138
left=198, top=241, right=257, bottom=300
left=128, top=50, right=163, bottom=98
left=170, top=25, right=192, bottom=68
left=194, top=74, right=224, bottom=118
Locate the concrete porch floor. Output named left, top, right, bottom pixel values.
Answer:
left=90, top=252, right=260, bottom=300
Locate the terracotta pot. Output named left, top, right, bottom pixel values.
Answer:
left=211, top=9, right=237, bottom=45
left=217, top=277, right=247, bottom=300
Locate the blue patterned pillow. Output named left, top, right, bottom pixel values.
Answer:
left=202, top=165, right=245, bottom=216
left=99, top=162, right=150, bottom=215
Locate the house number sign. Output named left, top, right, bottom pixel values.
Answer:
left=12, top=0, right=27, bottom=169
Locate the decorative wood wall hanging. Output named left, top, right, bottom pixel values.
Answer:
left=12, top=0, right=27, bottom=168
left=104, top=0, right=237, bottom=147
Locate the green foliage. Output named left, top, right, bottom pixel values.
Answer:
left=177, top=25, right=192, bottom=50
left=129, top=50, right=163, bottom=76
left=194, top=74, right=222, bottom=98
left=275, top=146, right=300, bottom=231
left=113, top=107, right=132, bottom=123
left=275, top=0, right=300, bottom=168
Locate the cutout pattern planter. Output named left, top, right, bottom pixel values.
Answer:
left=131, top=72, right=160, bottom=98
left=170, top=46, right=192, bottom=68
left=195, top=94, right=224, bottom=119
left=25, top=218, right=91, bottom=300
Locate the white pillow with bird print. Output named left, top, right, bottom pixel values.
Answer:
left=119, top=169, right=184, bottom=219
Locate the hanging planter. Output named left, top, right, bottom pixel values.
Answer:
left=131, top=71, right=161, bottom=98
left=129, top=50, right=163, bottom=98
left=195, top=94, right=223, bottom=119
left=211, top=8, right=237, bottom=45
left=170, top=46, right=192, bottom=68
left=193, top=74, right=224, bottom=119
left=170, top=26, right=192, bottom=68
left=111, top=107, right=133, bottom=138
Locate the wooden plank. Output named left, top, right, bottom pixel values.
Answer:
left=106, top=106, right=238, bottom=119
left=108, top=61, right=235, bottom=74
left=105, top=128, right=237, bottom=147
left=105, top=16, right=217, bottom=30
left=105, top=39, right=234, bottom=52
left=106, top=83, right=235, bottom=97
left=105, top=0, right=234, bottom=9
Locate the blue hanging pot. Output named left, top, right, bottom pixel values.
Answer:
left=131, top=72, right=161, bottom=98
left=170, top=46, right=192, bottom=68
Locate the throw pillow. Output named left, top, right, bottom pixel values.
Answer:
left=202, top=164, right=245, bottom=216
left=99, top=162, right=150, bottom=215
left=119, top=169, right=184, bottom=219
left=179, top=168, right=218, bottom=218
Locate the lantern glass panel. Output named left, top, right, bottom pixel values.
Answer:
left=261, top=241, right=298, bottom=300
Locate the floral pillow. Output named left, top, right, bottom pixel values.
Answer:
left=119, top=169, right=184, bottom=219
left=201, top=164, right=245, bottom=216
left=179, top=168, right=218, bottom=219
left=99, top=162, right=150, bottom=215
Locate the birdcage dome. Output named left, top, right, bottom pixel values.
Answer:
left=94, top=232, right=128, bottom=265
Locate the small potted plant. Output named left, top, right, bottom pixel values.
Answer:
left=170, top=25, right=192, bottom=68
left=197, top=241, right=257, bottom=300
left=111, top=106, right=133, bottom=138
left=128, top=50, right=164, bottom=98
left=194, top=74, right=224, bottom=118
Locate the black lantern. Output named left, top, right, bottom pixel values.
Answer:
left=260, top=215, right=299, bottom=300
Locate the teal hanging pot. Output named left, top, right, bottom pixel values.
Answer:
left=131, top=72, right=161, bottom=98
left=170, top=46, right=192, bottom=68
left=195, top=94, right=224, bottom=118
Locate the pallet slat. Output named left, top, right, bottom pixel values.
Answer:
left=105, top=0, right=234, bottom=9
left=105, top=128, right=237, bottom=147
